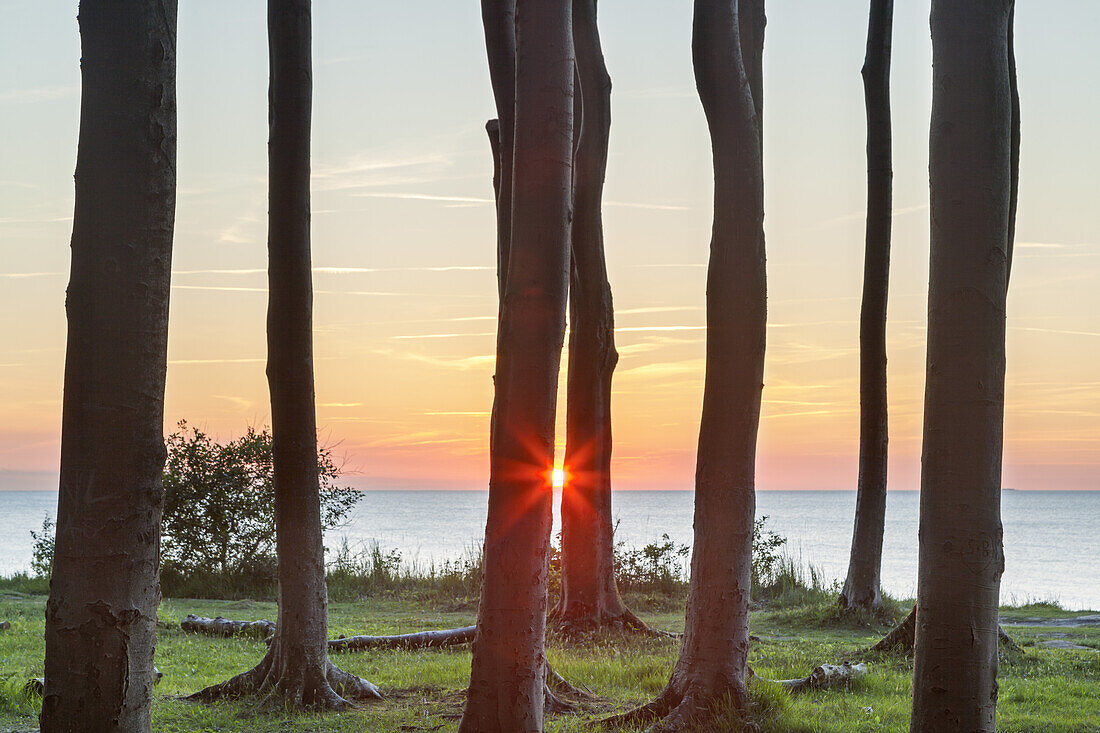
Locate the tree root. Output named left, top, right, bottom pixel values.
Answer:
left=550, top=607, right=679, bottom=639
left=862, top=607, right=1022, bottom=655
left=181, top=614, right=276, bottom=640
left=599, top=678, right=751, bottom=733
left=188, top=648, right=382, bottom=710
left=328, top=625, right=476, bottom=652
left=544, top=661, right=598, bottom=714
left=183, top=614, right=594, bottom=714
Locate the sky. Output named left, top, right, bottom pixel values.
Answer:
left=1, top=1, right=1098, bottom=492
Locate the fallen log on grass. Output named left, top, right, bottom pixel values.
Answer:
left=328, top=625, right=476, bottom=652
left=181, top=614, right=598, bottom=712
left=182, top=614, right=477, bottom=652
left=756, top=661, right=868, bottom=693
left=181, top=614, right=276, bottom=639
left=0, top=620, right=10, bottom=631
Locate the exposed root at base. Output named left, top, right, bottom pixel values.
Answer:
left=188, top=651, right=382, bottom=711
left=544, top=661, right=598, bottom=713
left=549, top=607, right=679, bottom=639
left=599, top=680, right=751, bottom=733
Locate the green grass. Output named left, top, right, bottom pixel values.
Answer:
left=1, top=593, right=1097, bottom=732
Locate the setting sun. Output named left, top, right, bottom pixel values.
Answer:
left=552, top=468, right=565, bottom=489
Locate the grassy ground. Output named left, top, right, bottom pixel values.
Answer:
left=1, top=592, right=1097, bottom=732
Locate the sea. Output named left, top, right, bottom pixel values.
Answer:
left=2, top=489, right=1097, bottom=610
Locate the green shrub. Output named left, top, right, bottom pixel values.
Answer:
left=28, top=517, right=54, bottom=579
left=28, top=421, right=362, bottom=589
left=161, top=421, right=361, bottom=578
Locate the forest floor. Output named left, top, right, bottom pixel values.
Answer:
left=0, top=593, right=1097, bottom=732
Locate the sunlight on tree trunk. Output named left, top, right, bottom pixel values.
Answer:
left=460, top=0, right=575, bottom=730
left=840, top=0, right=893, bottom=616
left=41, top=3, right=177, bottom=731
left=554, top=0, right=648, bottom=636
left=911, top=2, right=1016, bottom=730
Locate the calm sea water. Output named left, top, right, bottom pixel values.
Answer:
left=2, top=489, right=1097, bottom=610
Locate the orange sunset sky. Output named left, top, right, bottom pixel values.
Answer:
left=1, top=1, right=1098, bottom=492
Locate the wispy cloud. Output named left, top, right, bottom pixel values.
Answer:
left=605, top=200, right=692, bottom=212
left=171, top=284, right=491, bottom=299
left=312, top=152, right=460, bottom=192
left=817, top=203, right=928, bottom=229
left=391, top=332, right=495, bottom=340
left=375, top=348, right=495, bottom=371
left=0, top=85, right=78, bottom=104
left=351, top=190, right=690, bottom=212
left=1011, top=326, right=1100, bottom=339
left=0, top=215, right=72, bottom=226
left=212, top=394, right=253, bottom=409
left=320, top=402, right=363, bottom=408
left=618, top=306, right=702, bottom=316
left=353, top=192, right=494, bottom=205
left=0, top=272, right=63, bottom=279
left=1015, top=241, right=1098, bottom=259
left=168, top=357, right=265, bottom=365
left=172, top=265, right=493, bottom=276
left=424, top=411, right=491, bottom=417
left=631, top=263, right=706, bottom=269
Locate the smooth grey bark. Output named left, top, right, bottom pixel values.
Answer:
left=41, top=3, right=177, bottom=731
left=738, top=0, right=765, bottom=145
left=603, top=1, right=766, bottom=730
left=460, top=0, right=575, bottom=730
left=482, top=0, right=516, bottom=305
left=911, top=2, right=1015, bottom=731
left=189, top=0, right=379, bottom=708
left=554, top=0, right=641, bottom=634
left=840, top=0, right=894, bottom=615
left=1006, top=6, right=1020, bottom=285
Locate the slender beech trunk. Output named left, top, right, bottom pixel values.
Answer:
left=738, top=0, right=765, bottom=144
left=840, top=0, right=893, bottom=615
left=190, top=1, right=380, bottom=708
left=1006, top=6, right=1020, bottom=285
left=41, top=4, right=176, bottom=731
left=482, top=0, right=516, bottom=305
left=554, top=0, right=635, bottom=633
left=911, top=2, right=1015, bottom=731
left=605, top=1, right=766, bottom=729
left=460, top=1, right=574, bottom=730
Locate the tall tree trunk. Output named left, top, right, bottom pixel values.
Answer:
left=911, top=2, right=1015, bottom=731
left=840, top=0, right=893, bottom=615
left=482, top=0, right=516, bottom=305
left=554, top=0, right=636, bottom=634
left=41, top=3, right=177, bottom=731
left=738, top=0, right=765, bottom=145
left=604, top=1, right=766, bottom=729
left=460, top=1, right=575, bottom=730
left=1006, top=6, right=1019, bottom=285
left=190, top=0, right=380, bottom=708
